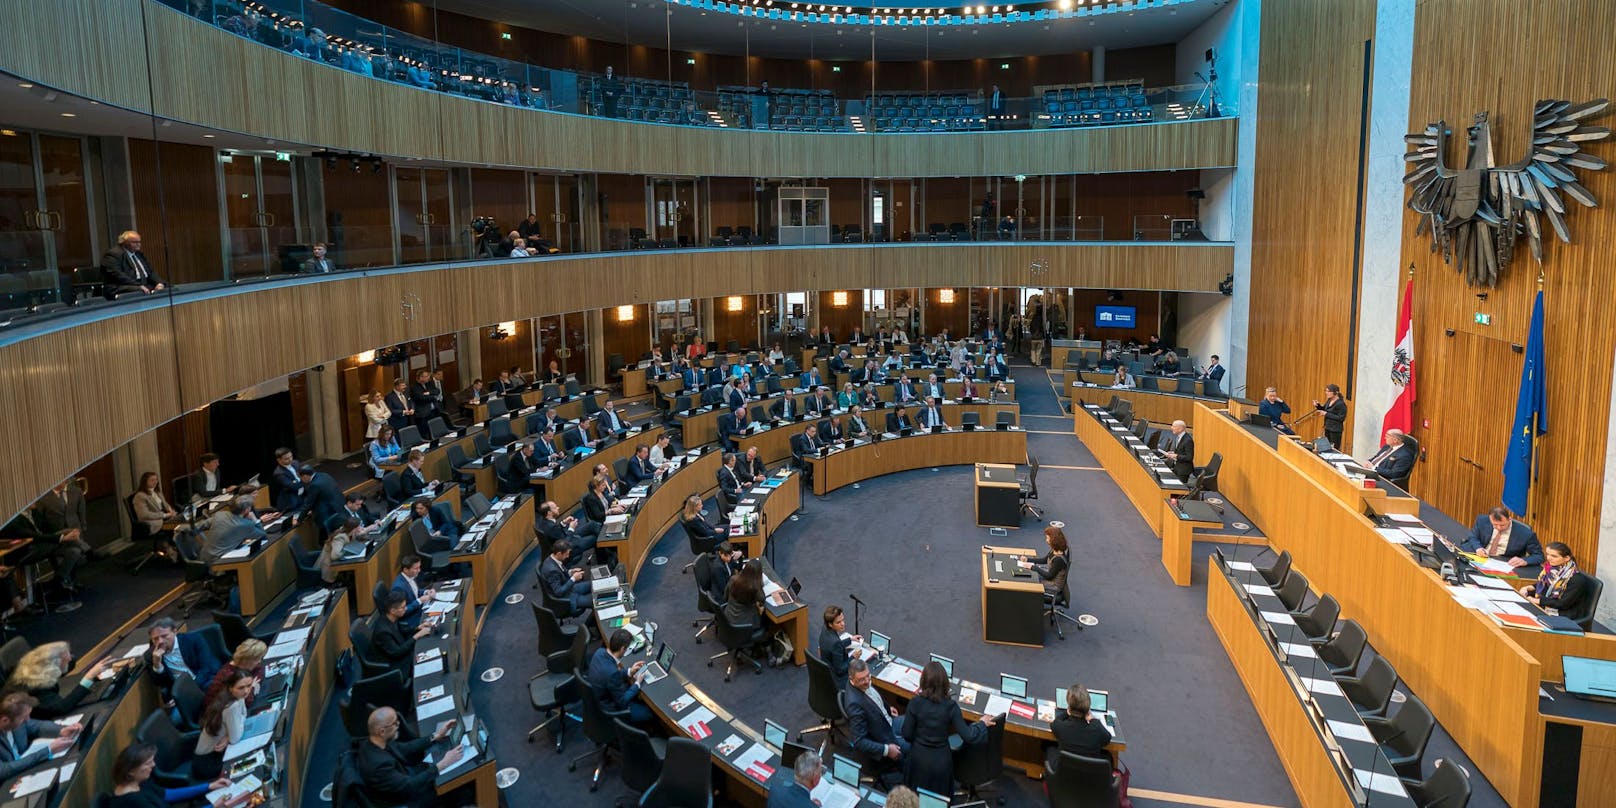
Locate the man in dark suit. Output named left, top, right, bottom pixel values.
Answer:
left=99, top=230, right=165, bottom=296
left=805, top=387, right=834, bottom=415
left=767, top=752, right=823, bottom=808
left=790, top=424, right=821, bottom=488
left=801, top=367, right=824, bottom=390
left=400, top=451, right=432, bottom=498
left=703, top=543, right=742, bottom=604
left=385, top=379, right=414, bottom=431
left=918, top=397, right=947, bottom=430
left=271, top=447, right=304, bottom=513
left=829, top=350, right=850, bottom=375
left=894, top=375, right=918, bottom=405
left=679, top=363, right=701, bottom=391
left=390, top=555, right=434, bottom=631
left=1160, top=420, right=1196, bottom=480
left=529, top=427, right=563, bottom=465
left=1460, top=507, right=1544, bottom=567
left=923, top=372, right=946, bottom=402
left=354, top=706, right=462, bottom=808
left=739, top=446, right=767, bottom=482
left=337, top=493, right=379, bottom=530
left=585, top=628, right=654, bottom=725
left=886, top=405, right=915, bottom=433
left=408, top=370, right=439, bottom=430
left=594, top=400, right=629, bottom=439
left=301, top=242, right=336, bottom=273
left=540, top=540, right=593, bottom=613
left=1366, top=428, right=1417, bottom=486
left=561, top=421, right=596, bottom=453
left=0, top=692, right=75, bottom=780
left=770, top=394, right=799, bottom=422
left=298, top=465, right=346, bottom=529
left=622, top=444, right=658, bottom=487
left=1200, top=355, right=1227, bottom=386
left=188, top=453, right=235, bottom=500
left=33, top=479, right=88, bottom=538
left=818, top=326, right=834, bottom=345
left=488, top=370, right=517, bottom=396
left=985, top=351, right=1008, bottom=381
left=371, top=589, right=433, bottom=674
left=988, top=83, right=1006, bottom=128
left=537, top=500, right=598, bottom=556
left=717, top=453, right=745, bottom=508
left=845, top=658, right=908, bottom=782
left=717, top=407, right=748, bottom=452
left=849, top=327, right=865, bottom=345
left=725, top=381, right=747, bottom=412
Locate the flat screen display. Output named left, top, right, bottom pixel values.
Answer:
left=1095, top=305, right=1137, bottom=328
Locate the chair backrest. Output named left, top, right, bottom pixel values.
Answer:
left=464, top=492, right=493, bottom=518
left=640, top=737, right=714, bottom=808
left=446, top=443, right=470, bottom=468
left=954, top=712, right=1005, bottom=787
left=691, top=551, right=713, bottom=589
left=172, top=672, right=207, bottom=729
left=490, top=418, right=515, bottom=445
left=0, top=637, right=31, bottom=679
left=409, top=520, right=438, bottom=557
left=1276, top=570, right=1309, bottom=612
left=473, top=431, right=492, bottom=456
left=1387, top=692, right=1435, bottom=758
left=805, top=652, right=843, bottom=721
left=996, top=410, right=1015, bottom=426
left=371, top=582, right=391, bottom=614
left=212, top=610, right=255, bottom=650
left=1028, top=455, right=1041, bottom=495
left=566, top=379, right=583, bottom=397
left=486, top=398, right=508, bottom=419
left=1297, top=593, right=1340, bottom=640
left=713, top=606, right=756, bottom=651
left=1260, top=550, right=1292, bottom=587
left=1416, top=758, right=1471, bottom=807
left=427, top=417, right=450, bottom=440
left=1046, top=750, right=1119, bottom=806
left=381, top=471, right=404, bottom=504
left=1568, top=572, right=1603, bottom=630
left=532, top=602, right=572, bottom=657
left=135, top=709, right=190, bottom=770
left=1318, top=618, right=1367, bottom=674
left=614, top=717, right=665, bottom=793
left=1349, top=655, right=1398, bottom=715
left=396, top=425, right=422, bottom=447
left=961, top=411, right=980, bottom=426
left=351, top=670, right=409, bottom=719
left=578, top=674, right=627, bottom=744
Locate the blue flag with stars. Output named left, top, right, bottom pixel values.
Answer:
left=1501, top=291, right=1547, bottom=515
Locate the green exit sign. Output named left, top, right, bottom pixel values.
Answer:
left=1474, top=312, right=1492, bottom=325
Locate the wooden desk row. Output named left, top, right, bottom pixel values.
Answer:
left=526, top=425, right=666, bottom=519
left=466, top=389, right=606, bottom=425
left=329, top=486, right=461, bottom=616
left=1068, top=384, right=1221, bottom=426
left=1195, top=403, right=1550, bottom=806
left=1060, top=372, right=1210, bottom=399
left=806, top=424, right=1028, bottom=496
left=410, top=577, right=500, bottom=805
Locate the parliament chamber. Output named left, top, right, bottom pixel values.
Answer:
left=0, top=0, right=1613, bottom=806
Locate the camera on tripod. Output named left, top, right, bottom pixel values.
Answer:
left=470, top=215, right=501, bottom=258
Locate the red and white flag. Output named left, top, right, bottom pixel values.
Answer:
left=1381, top=278, right=1416, bottom=435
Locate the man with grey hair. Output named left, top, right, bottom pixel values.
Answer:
left=1160, top=419, right=1195, bottom=480
left=197, top=497, right=267, bottom=562
left=1368, top=428, right=1417, bottom=485
left=99, top=230, right=164, bottom=295
left=768, top=749, right=822, bottom=808
left=845, top=656, right=907, bottom=784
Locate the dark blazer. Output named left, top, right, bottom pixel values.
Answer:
left=818, top=420, right=844, bottom=442
left=0, top=717, right=61, bottom=779
left=1257, top=398, right=1291, bottom=427
left=918, top=406, right=947, bottom=429
left=1460, top=516, right=1544, bottom=565
left=701, top=553, right=734, bottom=603
left=766, top=782, right=817, bottom=808
left=801, top=371, right=824, bottom=389
left=739, top=454, right=766, bottom=480
left=805, top=395, right=832, bottom=415
left=595, top=408, right=626, bottom=435
left=726, top=388, right=747, bottom=412
left=585, top=647, right=640, bottom=712
left=770, top=396, right=798, bottom=420
left=390, top=571, right=425, bottom=628
left=582, top=491, right=615, bottom=524
left=1316, top=398, right=1348, bottom=434
left=894, top=382, right=918, bottom=403
left=538, top=556, right=575, bottom=602
left=1161, top=430, right=1196, bottom=480
left=1371, top=442, right=1417, bottom=483
left=1205, top=363, right=1227, bottom=382
left=188, top=468, right=226, bottom=500
left=508, top=450, right=543, bottom=484
left=845, top=415, right=870, bottom=437
left=99, top=246, right=161, bottom=291
left=844, top=683, right=901, bottom=761
left=304, top=471, right=346, bottom=527
left=408, top=382, right=439, bottom=416
left=33, top=486, right=87, bottom=534
left=817, top=629, right=853, bottom=689
left=1050, top=712, right=1112, bottom=759
left=901, top=696, right=983, bottom=795
left=354, top=736, right=439, bottom=808
left=623, top=455, right=656, bottom=486
left=886, top=412, right=915, bottom=432
left=562, top=424, right=592, bottom=452
left=717, top=413, right=745, bottom=450
left=385, top=391, right=412, bottom=430
left=19, top=680, right=91, bottom=721
left=790, top=432, right=820, bottom=462
left=717, top=464, right=744, bottom=503
left=401, top=467, right=429, bottom=498
left=368, top=615, right=415, bottom=668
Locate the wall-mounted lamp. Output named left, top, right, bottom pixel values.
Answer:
left=831, top=291, right=849, bottom=307
left=616, top=305, right=636, bottom=322
left=938, top=289, right=956, bottom=304
left=726, top=296, right=745, bottom=312
left=356, top=349, right=376, bottom=364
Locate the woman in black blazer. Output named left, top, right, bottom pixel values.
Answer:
left=582, top=476, right=626, bottom=524
left=901, top=661, right=993, bottom=795
left=680, top=495, right=722, bottom=547
left=1024, top=525, right=1071, bottom=600
left=1520, top=542, right=1588, bottom=615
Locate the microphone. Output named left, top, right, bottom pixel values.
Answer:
left=848, top=594, right=867, bottom=636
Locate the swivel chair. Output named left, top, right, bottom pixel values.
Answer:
left=528, top=630, right=586, bottom=751
left=1044, top=750, right=1120, bottom=808
left=614, top=717, right=668, bottom=806
left=1401, top=758, right=1471, bottom=808
left=570, top=676, right=629, bottom=791
left=638, top=737, right=715, bottom=808
left=798, top=653, right=847, bottom=742
left=135, top=709, right=198, bottom=788
left=1018, top=455, right=1044, bottom=521
left=955, top=715, right=1007, bottom=804
left=709, top=608, right=764, bottom=680
left=1364, top=693, right=1435, bottom=780
left=1044, top=577, right=1083, bottom=639
left=533, top=601, right=581, bottom=655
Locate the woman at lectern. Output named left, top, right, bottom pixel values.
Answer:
left=1519, top=542, right=1587, bottom=615
left=1021, top=525, right=1071, bottom=600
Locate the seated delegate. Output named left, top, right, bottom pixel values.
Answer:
left=1049, top=682, right=1113, bottom=763
left=1519, top=542, right=1588, bottom=615
left=355, top=707, right=464, bottom=808
left=1460, top=506, right=1544, bottom=568
left=102, top=741, right=239, bottom=807
left=0, top=692, right=78, bottom=779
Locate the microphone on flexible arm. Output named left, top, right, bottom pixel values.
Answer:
left=848, top=594, right=866, bottom=637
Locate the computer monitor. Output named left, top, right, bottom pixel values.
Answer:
left=1564, top=656, right=1616, bottom=701
left=1088, top=689, right=1109, bottom=713
left=1055, top=687, right=1068, bottom=709
left=781, top=740, right=814, bottom=768
left=763, top=718, right=788, bottom=750
left=915, top=787, right=951, bottom=808
left=656, top=643, right=676, bottom=672
left=999, top=674, right=1028, bottom=699
left=929, top=653, right=954, bottom=678
left=831, top=753, right=861, bottom=787
left=868, top=630, right=890, bottom=655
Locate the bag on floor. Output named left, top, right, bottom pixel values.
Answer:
left=770, top=633, right=794, bottom=663
left=1115, top=761, right=1133, bottom=808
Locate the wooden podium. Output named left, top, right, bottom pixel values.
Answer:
left=975, top=463, right=1022, bottom=528
left=981, top=545, right=1045, bottom=647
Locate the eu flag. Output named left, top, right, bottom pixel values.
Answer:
left=1501, top=291, right=1548, bottom=515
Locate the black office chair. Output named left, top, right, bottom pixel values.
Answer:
left=1339, top=654, right=1398, bottom=717
left=124, top=492, right=164, bottom=573
left=961, top=411, right=980, bottom=429
left=396, top=425, right=423, bottom=448
left=533, top=601, right=580, bottom=656
left=1044, top=577, right=1083, bottom=640
left=135, top=709, right=198, bottom=788
left=639, top=737, right=715, bottom=808
left=473, top=431, right=493, bottom=456
left=955, top=714, right=1006, bottom=804
left=709, top=608, right=764, bottom=681
left=331, top=746, right=376, bottom=808
left=570, top=676, right=630, bottom=791
left=1317, top=619, right=1368, bottom=676
left=171, top=673, right=207, bottom=731
left=0, top=637, right=30, bottom=682
left=614, top=716, right=668, bottom=806
left=351, top=669, right=415, bottom=736
left=289, top=541, right=324, bottom=590
left=348, top=618, right=397, bottom=681
left=1131, top=418, right=1149, bottom=440
left=173, top=531, right=229, bottom=617
left=996, top=410, right=1016, bottom=429
left=426, top=416, right=452, bottom=441
left=494, top=453, right=526, bottom=496
left=1275, top=569, right=1310, bottom=612
left=1145, top=431, right=1161, bottom=451
left=1364, top=693, right=1435, bottom=779
left=1291, top=593, right=1340, bottom=643
left=1018, top=455, right=1044, bottom=521
left=798, top=652, right=846, bottom=742
left=1564, top=572, right=1603, bottom=631
left=485, top=398, right=509, bottom=419
left=1045, top=750, right=1120, bottom=808
left=489, top=417, right=517, bottom=446
left=445, top=443, right=477, bottom=491
left=1255, top=550, right=1292, bottom=588
left=211, top=610, right=274, bottom=651
left=381, top=471, right=406, bottom=506
left=528, top=630, right=586, bottom=750
left=1401, top=758, right=1471, bottom=808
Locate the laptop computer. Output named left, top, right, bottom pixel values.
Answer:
left=868, top=630, right=890, bottom=657
left=1244, top=412, right=1271, bottom=427
left=635, top=642, right=674, bottom=686
left=999, top=673, right=1028, bottom=699
left=763, top=718, right=789, bottom=751
left=830, top=753, right=862, bottom=788
left=929, top=653, right=954, bottom=679
left=915, top=787, right=951, bottom=808
left=1563, top=656, right=1616, bottom=702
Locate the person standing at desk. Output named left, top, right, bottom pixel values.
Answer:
left=1258, top=387, right=1293, bottom=434
left=1311, top=384, right=1347, bottom=448
left=817, top=605, right=860, bottom=690
left=1159, top=420, right=1195, bottom=480
left=900, top=661, right=993, bottom=795
left=1461, top=506, right=1543, bottom=568
left=1050, top=683, right=1112, bottom=759
left=1020, top=525, right=1070, bottom=600
left=1518, top=542, right=1587, bottom=613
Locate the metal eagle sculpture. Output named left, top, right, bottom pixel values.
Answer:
left=1403, top=98, right=1610, bottom=287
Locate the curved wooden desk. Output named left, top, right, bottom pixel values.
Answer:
left=805, top=426, right=1028, bottom=496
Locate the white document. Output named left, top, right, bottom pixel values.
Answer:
left=1386, top=513, right=1421, bottom=524
left=679, top=706, right=719, bottom=735
left=435, top=736, right=477, bottom=776
left=414, top=656, right=445, bottom=678
left=734, top=742, right=773, bottom=770
left=121, top=643, right=151, bottom=660
left=223, top=732, right=273, bottom=761
left=1243, top=583, right=1276, bottom=597
left=1474, top=557, right=1517, bottom=575
left=417, top=696, right=456, bottom=721
left=1299, top=676, right=1345, bottom=697
left=1400, top=527, right=1435, bottom=544
left=418, top=684, right=445, bottom=702
left=810, top=781, right=861, bottom=808
left=749, top=487, right=771, bottom=495
left=982, top=693, right=1013, bottom=718
left=219, top=546, right=252, bottom=560
left=1471, top=575, right=1515, bottom=591
left=1486, top=588, right=1530, bottom=604
left=264, top=639, right=304, bottom=661
left=1491, top=600, right=1535, bottom=618
left=1260, top=610, right=1297, bottom=625
left=11, top=769, right=55, bottom=796
left=1227, top=560, right=1257, bottom=572
left=1450, top=587, right=1495, bottom=610
left=433, top=589, right=461, bottom=603
left=206, top=774, right=262, bottom=806
left=1326, top=719, right=1374, bottom=743
left=1354, top=768, right=1409, bottom=796
left=1279, top=642, right=1317, bottom=659
left=598, top=603, right=627, bottom=621
left=1375, top=528, right=1411, bottom=544
left=276, top=626, right=313, bottom=644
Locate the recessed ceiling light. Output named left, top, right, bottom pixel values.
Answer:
left=17, top=83, right=32, bottom=89
left=59, top=112, right=75, bottom=117
left=203, top=134, right=216, bottom=138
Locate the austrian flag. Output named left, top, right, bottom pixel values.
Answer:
left=1381, top=277, right=1416, bottom=436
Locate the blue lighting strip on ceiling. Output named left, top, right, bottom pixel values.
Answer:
left=665, top=0, right=1177, bottom=26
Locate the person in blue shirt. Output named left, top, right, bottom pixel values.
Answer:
left=585, top=628, right=654, bottom=725
left=1257, top=387, right=1294, bottom=434
left=367, top=426, right=402, bottom=479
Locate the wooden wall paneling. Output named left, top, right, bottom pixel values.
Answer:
left=323, top=161, right=394, bottom=269
left=1067, top=290, right=1162, bottom=343
left=480, top=319, right=536, bottom=379
left=816, top=289, right=865, bottom=338
left=155, top=408, right=210, bottom=495
left=1402, top=0, right=1616, bottom=570
left=924, top=287, right=970, bottom=337
left=1244, top=0, right=1375, bottom=454
left=601, top=304, right=650, bottom=371
left=0, top=0, right=153, bottom=112
left=707, top=296, right=758, bottom=352
left=467, top=169, right=529, bottom=240
left=128, top=140, right=224, bottom=286
left=1073, top=171, right=1203, bottom=241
